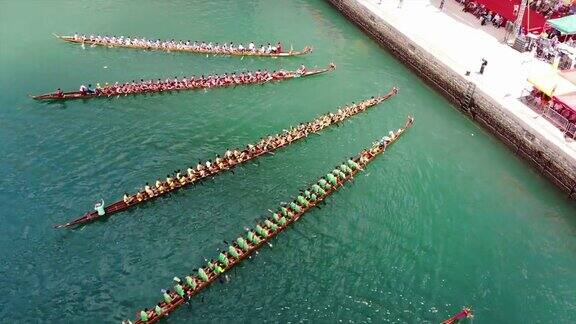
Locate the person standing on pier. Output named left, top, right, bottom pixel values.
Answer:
left=479, top=59, right=488, bottom=75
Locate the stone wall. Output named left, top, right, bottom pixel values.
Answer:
left=326, top=0, right=576, bottom=199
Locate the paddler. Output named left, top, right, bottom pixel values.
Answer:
left=176, top=170, right=187, bottom=185
left=174, top=278, right=185, bottom=298
left=214, top=264, right=225, bottom=275
left=123, top=193, right=133, bottom=205
left=144, top=183, right=155, bottom=197
left=347, top=158, right=361, bottom=171
left=166, top=174, right=175, bottom=189
left=215, top=154, right=224, bottom=165
left=297, top=195, right=309, bottom=207
left=318, top=178, right=330, bottom=190
left=297, top=64, right=307, bottom=75
left=94, top=199, right=105, bottom=216
left=340, top=163, right=352, bottom=175
left=139, top=308, right=149, bottom=322
left=155, top=179, right=165, bottom=193
left=276, top=42, right=283, bottom=53
left=196, top=160, right=204, bottom=172
left=55, top=88, right=64, bottom=98
left=185, top=275, right=197, bottom=289
left=264, top=219, right=278, bottom=231
left=154, top=303, right=163, bottom=317
left=93, top=83, right=101, bottom=95
left=333, top=168, right=346, bottom=179
left=359, top=151, right=370, bottom=164
left=218, top=252, right=230, bottom=267
left=327, top=173, right=338, bottom=186
left=187, top=166, right=195, bottom=177
left=163, top=290, right=173, bottom=304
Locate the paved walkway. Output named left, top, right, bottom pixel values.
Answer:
left=362, top=0, right=576, bottom=161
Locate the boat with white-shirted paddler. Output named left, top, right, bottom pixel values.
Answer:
left=54, top=89, right=399, bottom=229
left=55, top=33, right=312, bottom=57
left=128, top=116, right=414, bottom=324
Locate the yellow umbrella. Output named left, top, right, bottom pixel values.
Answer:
left=527, top=72, right=576, bottom=97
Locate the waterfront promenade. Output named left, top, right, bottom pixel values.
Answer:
left=358, top=0, right=576, bottom=164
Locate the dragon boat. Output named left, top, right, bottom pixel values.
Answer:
left=54, top=34, right=312, bottom=57
left=128, top=116, right=414, bottom=323
left=54, top=89, right=399, bottom=229
left=442, top=307, right=474, bottom=324
left=31, top=64, right=334, bottom=101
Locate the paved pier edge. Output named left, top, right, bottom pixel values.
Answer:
left=326, top=0, right=576, bottom=199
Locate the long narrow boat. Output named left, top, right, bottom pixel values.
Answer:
left=442, top=307, right=473, bottom=323
left=31, top=64, right=334, bottom=101
left=54, top=89, right=399, bottom=229
left=128, top=117, right=414, bottom=324
left=54, top=34, right=312, bottom=57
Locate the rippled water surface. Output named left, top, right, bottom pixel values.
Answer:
left=1, top=0, right=575, bottom=323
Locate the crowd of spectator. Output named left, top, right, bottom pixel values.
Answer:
left=529, top=0, right=572, bottom=19
left=450, top=0, right=576, bottom=134
left=452, top=0, right=576, bottom=68
left=456, top=0, right=507, bottom=28
left=455, top=0, right=576, bottom=30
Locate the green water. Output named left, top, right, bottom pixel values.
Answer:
left=1, top=0, right=575, bottom=323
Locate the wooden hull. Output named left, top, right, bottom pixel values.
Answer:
left=31, top=66, right=333, bottom=101
left=130, top=117, right=414, bottom=324
left=56, top=35, right=312, bottom=57
left=442, top=308, right=473, bottom=324
left=54, top=89, right=398, bottom=229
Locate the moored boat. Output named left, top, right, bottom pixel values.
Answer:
left=54, top=89, right=399, bottom=229
left=55, top=34, right=312, bottom=57
left=31, top=64, right=335, bottom=101
left=129, top=116, right=414, bottom=324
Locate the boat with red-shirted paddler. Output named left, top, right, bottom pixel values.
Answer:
left=31, top=64, right=335, bottom=101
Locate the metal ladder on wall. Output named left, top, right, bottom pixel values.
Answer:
left=462, top=81, right=476, bottom=111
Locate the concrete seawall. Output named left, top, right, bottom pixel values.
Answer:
left=326, top=0, right=576, bottom=199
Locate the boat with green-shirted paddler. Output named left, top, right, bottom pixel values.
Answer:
left=126, top=116, right=414, bottom=324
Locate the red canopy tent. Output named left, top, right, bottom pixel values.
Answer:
left=552, top=92, right=576, bottom=122
left=551, top=69, right=576, bottom=122
left=475, top=0, right=548, bottom=33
